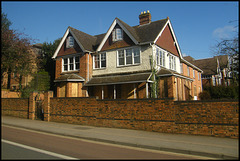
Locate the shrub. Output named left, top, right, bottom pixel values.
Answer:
left=199, top=90, right=211, bottom=100
left=202, top=85, right=239, bottom=100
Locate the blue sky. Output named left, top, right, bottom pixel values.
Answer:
left=2, top=1, right=239, bottom=59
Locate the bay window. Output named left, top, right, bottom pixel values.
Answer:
left=156, top=47, right=166, bottom=67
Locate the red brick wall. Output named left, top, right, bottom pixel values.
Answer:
left=2, top=92, right=238, bottom=138
left=55, top=58, right=62, bottom=79
left=49, top=97, right=238, bottom=138
left=1, top=98, right=29, bottom=118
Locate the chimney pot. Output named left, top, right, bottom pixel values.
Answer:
left=139, top=10, right=151, bottom=25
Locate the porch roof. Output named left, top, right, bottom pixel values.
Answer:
left=54, top=73, right=85, bottom=82
left=84, top=72, right=151, bottom=86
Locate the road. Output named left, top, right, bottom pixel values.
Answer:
left=2, top=125, right=212, bottom=159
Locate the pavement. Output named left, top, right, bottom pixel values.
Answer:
left=1, top=116, right=238, bottom=159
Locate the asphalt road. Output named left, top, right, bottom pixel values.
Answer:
left=2, top=125, right=209, bottom=159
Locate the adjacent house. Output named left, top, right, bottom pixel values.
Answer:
left=184, top=55, right=231, bottom=86
left=52, top=11, right=203, bottom=100
left=1, top=43, right=42, bottom=91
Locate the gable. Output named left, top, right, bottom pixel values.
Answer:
left=57, top=33, right=83, bottom=57
left=155, top=24, right=179, bottom=57
left=101, top=25, right=136, bottom=51
left=96, top=18, right=138, bottom=52
left=52, top=27, right=92, bottom=59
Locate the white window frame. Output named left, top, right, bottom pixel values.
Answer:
left=112, top=28, right=123, bottom=41
left=93, top=53, right=106, bottom=69
left=180, top=63, right=183, bottom=74
left=62, top=55, right=80, bottom=72
left=168, top=53, right=176, bottom=71
left=117, top=47, right=141, bottom=67
left=66, top=36, right=74, bottom=48
left=187, top=66, right=190, bottom=76
left=155, top=47, right=166, bottom=67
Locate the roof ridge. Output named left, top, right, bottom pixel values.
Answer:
left=68, top=26, right=97, bottom=39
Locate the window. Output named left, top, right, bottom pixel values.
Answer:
left=112, top=28, right=123, bottom=41
left=180, top=63, right=183, bottom=74
left=133, top=48, right=140, bottom=64
left=101, top=53, right=106, bottom=68
left=67, top=36, right=74, bottom=48
left=62, top=56, right=80, bottom=72
left=198, top=72, right=200, bottom=80
left=169, top=54, right=176, bottom=70
left=187, top=66, right=190, bottom=76
left=156, top=48, right=165, bottom=67
left=173, top=57, right=176, bottom=71
left=169, top=55, right=172, bottom=69
left=93, top=53, right=106, bottom=69
left=156, top=48, right=159, bottom=65
left=193, top=69, right=195, bottom=78
left=118, top=50, right=125, bottom=66
left=126, top=49, right=132, bottom=65
left=117, top=48, right=140, bottom=66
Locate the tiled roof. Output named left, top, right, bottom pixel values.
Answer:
left=85, top=72, right=151, bottom=86
left=133, top=18, right=168, bottom=43
left=54, top=73, right=85, bottom=82
left=184, top=55, right=229, bottom=75
left=68, top=17, right=169, bottom=52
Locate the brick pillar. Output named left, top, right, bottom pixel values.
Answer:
left=29, top=91, right=38, bottom=120
left=43, top=91, right=53, bottom=122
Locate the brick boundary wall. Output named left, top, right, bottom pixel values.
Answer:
left=1, top=91, right=239, bottom=138
left=1, top=98, right=29, bottom=118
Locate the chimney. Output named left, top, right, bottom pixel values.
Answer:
left=139, top=10, right=151, bottom=25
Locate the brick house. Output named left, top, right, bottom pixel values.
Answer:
left=184, top=55, right=231, bottom=86
left=1, top=43, right=42, bottom=91
left=52, top=11, right=203, bottom=100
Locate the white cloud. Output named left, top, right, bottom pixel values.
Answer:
left=212, top=25, right=237, bottom=39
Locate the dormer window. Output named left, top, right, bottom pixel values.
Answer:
left=112, top=28, right=123, bottom=41
left=66, top=36, right=74, bottom=48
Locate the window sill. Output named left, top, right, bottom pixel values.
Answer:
left=93, top=67, right=106, bottom=70
left=117, top=63, right=141, bottom=68
left=61, top=70, right=79, bottom=74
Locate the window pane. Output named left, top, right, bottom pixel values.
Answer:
left=94, top=55, right=100, bottom=68
left=101, top=53, right=106, bottom=68
left=64, top=65, right=68, bottom=71
left=75, top=56, right=79, bottom=63
left=69, top=36, right=74, bottom=47
left=75, top=63, right=79, bottom=70
left=163, top=52, right=165, bottom=66
left=69, top=57, right=74, bottom=70
left=64, top=58, right=68, bottom=65
left=69, top=64, right=74, bottom=70
left=75, top=56, right=80, bottom=70
left=126, top=49, right=132, bottom=65
left=133, top=48, right=140, bottom=64
left=118, top=50, right=124, bottom=65
left=69, top=57, right=73, bottom=63
left=160, top=50, right=162, bottom=66
left=116, top=28, right=123, bottom=40
left=169, top=55, right=172, bottom=69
